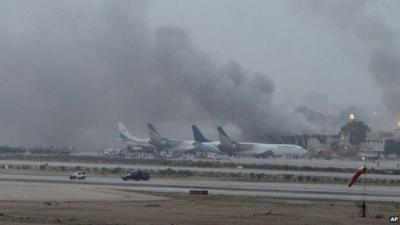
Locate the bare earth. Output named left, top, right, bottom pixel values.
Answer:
left=0, top=191, right=395, bottom=225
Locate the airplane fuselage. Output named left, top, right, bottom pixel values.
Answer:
left=233, top=142, right=307, bottom=157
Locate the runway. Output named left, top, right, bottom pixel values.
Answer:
left=0, top=173, right=398, bottom=202
left=1, top=159, right=400, bottom=180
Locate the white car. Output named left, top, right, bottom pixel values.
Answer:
left=69, top=171, right=86, bottom=180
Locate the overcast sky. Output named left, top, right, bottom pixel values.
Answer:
left=0, top=1, right=399, bottom=148
left=148, top=0, right=399, bottom=112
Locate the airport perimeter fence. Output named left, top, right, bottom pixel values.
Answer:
left=0, top=154, right=399, bottom=176
left=1, top=162, right=400, bottom=185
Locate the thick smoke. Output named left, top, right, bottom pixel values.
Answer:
left=151, top=25, right=314, bottom=140
left=295, top=0, right=400, bottom=118
left=0, top=1, right=312, bottom=148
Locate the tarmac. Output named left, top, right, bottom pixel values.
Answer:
left=0, top=173, right=398, bottom=202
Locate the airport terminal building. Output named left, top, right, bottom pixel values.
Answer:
left=360, top=129, right=400, bottom=159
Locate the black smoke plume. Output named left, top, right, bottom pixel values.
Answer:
left=0, top=1, right=313, bottom=148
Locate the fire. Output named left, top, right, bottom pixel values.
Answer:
left=397, top=120, right=400, bottom=128
left=349, top=113, right=355, bottom=120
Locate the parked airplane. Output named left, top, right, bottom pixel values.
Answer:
left=118, top=121, right=152, bottom=148
left=217, top=126, right=307, bottom=157
left=148, top=123, right=177, bottom=147
left=118, top=122, right=220, bottom=154
left=148, top=123, right=222, bottom=154
left=192, top=125, right=222, bottom=154
left=147, top=123, right=194, bottom=151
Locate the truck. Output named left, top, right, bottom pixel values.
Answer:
left=122, top=170, right=150, bottom=181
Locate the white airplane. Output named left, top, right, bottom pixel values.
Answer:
left=147, top=123, right=193, bottom=151
left=118, top=122, right=221, bottom=154
left=191, top=125, right=222, bottom=154
left=118, top=122, right=153, bottom=149
left=149, top=123, right=221, bottom=154
left=217, top=126, right=307, bottom=157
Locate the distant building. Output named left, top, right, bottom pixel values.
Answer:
left=103, top=148, right=122, bottom=157
left=394, top=128, right=400, bottom=139
left=305, top=135, right=338, bottom=154
left=281, top=134, right=339, bottom=156
left=102, top=147, right=155, bottom=159
left=360, top=131, right=395, bottom=158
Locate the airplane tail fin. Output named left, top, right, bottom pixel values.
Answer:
left=147, top=123, right=163, bottom=143
left=192, top=125, right=211, bottom=143
left=217, top=126, right=235, bottom=145
left=118, top=121, right=140, bottom=143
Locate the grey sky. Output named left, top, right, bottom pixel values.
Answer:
left=0, top=1, right=399, bottom=149
left=148, top=0, right=398, bottom=113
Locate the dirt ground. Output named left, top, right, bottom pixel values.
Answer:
left=0, top=192, right=395, bottom=225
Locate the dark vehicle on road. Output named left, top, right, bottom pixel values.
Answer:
left=122, top=170, right=150, bottom=181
